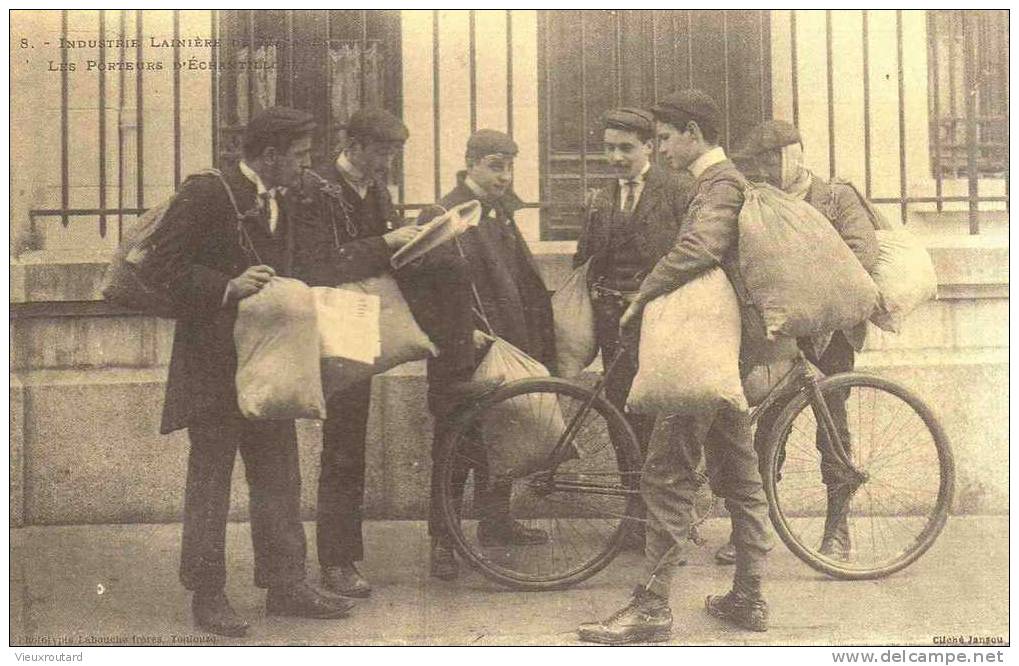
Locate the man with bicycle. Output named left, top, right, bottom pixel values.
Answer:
left=578, top=90, right=773, bottom=643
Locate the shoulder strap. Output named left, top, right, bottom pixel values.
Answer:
left=193, top=167, right=263, bottom=265
left=830, top=177, right=891, bottom=231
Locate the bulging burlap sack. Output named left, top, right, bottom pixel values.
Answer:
left=738, top=184, right=879, bottom=339
left=627, top=268, right=747, bottom=414
left=552, top=259, right=597, bottom=378
left=235, top=277, right=326, bottom=420
left=869, top=229, right=938, bottom=333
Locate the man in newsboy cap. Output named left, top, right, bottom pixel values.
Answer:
left=290, top=108, right=492, bottom=600
left=421, top=128, right=558, bottom=581
left=578, top=90, right=774, bottom=643
left=142, top=107, right=356, bottom=637
left=573, top=107, right=696, bottom=549
left=706, top=119, right=879, bottom=568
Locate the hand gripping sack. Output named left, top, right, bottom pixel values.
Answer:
left=551, top=259, right=597, bottom=378
left=868, top=229, right=938, bottom=333
left=738, top=183, right=879, bottom=339
left=101, top=169, right=242, bottom=318
left=474, top=338, right=567, bottom=479
left=235, top=277, right=326, bottom=420
left=627, top=268, right=747, bottom=415
left=317, top=275, right=439, bottom=397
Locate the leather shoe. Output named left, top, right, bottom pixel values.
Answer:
left=705, top=588, right=769, bottom=632
left=192, top=591, right=249, bottom=638
left=322, top=563, right=371, bottom=598
left=193, top=590, right=251, bottom=639
left=577, top=586, right=672, bottom=644
left=478, top=519, right=549, bottom=546
left=430, top=537, right=459, bottom=580
left=266, top=581, right=355, bottom=619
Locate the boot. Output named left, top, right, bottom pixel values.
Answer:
left=321, top=562, right=371, bottom=598
left=705, top=575, right=768, bottom=632
left=819, top=483, right=853, bottom=560
left=577, top=586, right=673, bottom=644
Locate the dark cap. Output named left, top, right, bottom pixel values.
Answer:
left=465, top=129, right=519, bottom=159
left=735, top=120, right=802, bottom=159
left=243, top=107, right=316, bottom=158
left=650, top=89, right=722, bottom=133
left=346, top=108, right=409, bottom=144
left=245, top=106, right=316, bottom=140
left=601, top=107, right=655, bottom=138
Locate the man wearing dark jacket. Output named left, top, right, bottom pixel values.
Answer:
left=712, top=119, right=880, bottom=565
left=141, top=108, right=354, bottom=637
left=290, top=108, right=484, bottom=599
left=424, top=129, right=557, bottom=580
left=578, top=91, right=773, bottom=644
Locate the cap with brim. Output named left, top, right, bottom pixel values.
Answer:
left=466, top=129, right=519, bottom=159
left=346, top=108, right=409, bottom=143
left=246, top=106, right=316, bottom=137
left=734, top=120, right=802, bottom=161
left=602, top=107, right=655, bottom=136
left=649, top=89, right=722, bottom=133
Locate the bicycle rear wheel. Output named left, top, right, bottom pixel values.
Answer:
left=437, top=377, right=643, bottom=591
left=763, top=373, right=954, bottom=580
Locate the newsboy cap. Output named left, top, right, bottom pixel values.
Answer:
left=346, top=108, right=410, bottom=143
left=465, top=129, right=519, bottom=159
left=650, top=89, right=722, bottom=133
left=602, top=107, right=656, bottom=137
left=245, top=106, right=316, bottom=139
left=736, top=120, right=803, bottom=158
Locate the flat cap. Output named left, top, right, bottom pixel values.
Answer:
left=735, top=120, right=802, bottom=159
left=650, top=89, right=722, bottom=133
left=602, top=107, right=655, bottom=137
left=246, top=106, right=316, bottom=138
left=346, top=108, right=409, bottom=143
left=466, top=129, right=519, bottom=159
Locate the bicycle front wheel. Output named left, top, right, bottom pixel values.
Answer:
left=437, top=377, right=643, bottom=591
left=763, top=373, right=954, bottom=580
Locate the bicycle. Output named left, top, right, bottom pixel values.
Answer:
left=435, top=349, right=955, bottom=590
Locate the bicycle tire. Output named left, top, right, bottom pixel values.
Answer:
left=437, top=377, right=644, bottom=591
left=763, top=372, right=955, bottom=580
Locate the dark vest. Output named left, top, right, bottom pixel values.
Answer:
left=602, top=184, right=646, bottom=291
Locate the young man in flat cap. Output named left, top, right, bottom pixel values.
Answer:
left=422, top=129, right=557, bottom=580
left=711, top=119, right=879, bottom=566
left=141, top=107, right=355, bottom=637
left=290, top=108, right=486, bottom=599
left=574, top=107, right=696, bottom=551
left=578, top=90, right=773, bottom=643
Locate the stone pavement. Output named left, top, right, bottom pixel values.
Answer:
left=9, top=516, right=1008, bottom=646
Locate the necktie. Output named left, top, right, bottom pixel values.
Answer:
left=622, top=180, right=637, bottom=214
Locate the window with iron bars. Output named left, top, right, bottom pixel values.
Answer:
left=214, top=10, right=403, bottom=186
left=927, top=10, right=1008, bottom=179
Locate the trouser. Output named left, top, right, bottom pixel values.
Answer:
left=317, top=250, right=477, bottom=566
left=180, top=417, right=306, bottom=592
left=642, top=404, right=773, bottom=598
left=591, top=292, right=654, bottom=453
left=427, top=420, right=515, bottom=539
left=754, top=330, right=856, bottom=486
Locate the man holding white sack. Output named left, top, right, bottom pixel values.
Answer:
left=142, top=108, right=356, bottom=637
left=419, top=129, right=557, bottom=581
left=290, top=109, right=489, bottom=599
left=710, top=119, right=880, bottom=566
left=578, top=91, right=772, bottom=643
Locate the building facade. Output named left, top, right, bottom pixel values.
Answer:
left=10, top=10, right=1008, bottom=526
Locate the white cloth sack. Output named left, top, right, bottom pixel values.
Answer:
left=738, top=183, right=879, bottom=339
left=551, top=259, right=597, bottom=378
left=627, top=268, right=747, bottom=414
left=235, top=277, right=326, bottom=420
left=869, top=229, right=938, bottom=333
left=317, top=274, right=438, bottom=398
left=474, top=338, right=566, bottom=478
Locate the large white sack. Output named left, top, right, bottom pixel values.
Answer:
left=738, top=184, right=879, bottom=339
left=552, top=259, right=597, bottom=378
left=317, top=274, right=439, bottom=397
left=869, top=229, right=938, bottom=333
left=475, top=338, right=566, bottom=478
left=235, top=277, right=326, bottom=420
left=627, top=268, right=747, bottom=414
